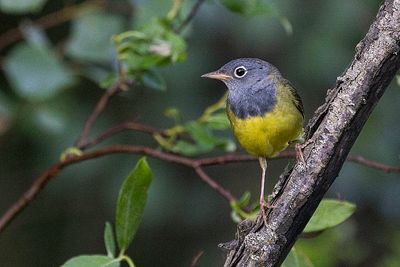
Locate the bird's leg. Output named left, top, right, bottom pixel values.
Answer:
left=258, top=157, right=268, bottom=225
left=295, top=143, right=306, bottom=165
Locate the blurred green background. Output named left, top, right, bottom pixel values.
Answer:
left=0, top=0, right=399, bottom=266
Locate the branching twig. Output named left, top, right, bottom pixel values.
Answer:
left=175, top=0, right=206, bottom=33
left=74, top=81, right=133, bottom=148
left=194, top=166, right=236, bottom=203
left=79, top=121, right=164, bottom=149
left=0, top=142, right=398, bottom=233
left=0, top=0, right=104, bottom=52
left=0, top=144, right=235, bottom=232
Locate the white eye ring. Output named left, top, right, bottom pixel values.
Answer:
left=234, top=66, right=247, bottom=78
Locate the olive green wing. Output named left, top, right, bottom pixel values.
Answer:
left=282, top=79, right=304, bottom=118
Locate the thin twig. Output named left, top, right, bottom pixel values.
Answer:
left=194, top=166, right=236, bottom=203
left=347, top=155, right=400, bottom=173
left=79, top=121, right=164, bottom=149
left=0, top=163, right=64, bottom=234
left=197, top=151, right=293, bottom=166
left=0, top=0, right=104, bottom=52
left=175, top=0, right=206, bottom=33
left=74, top=81, right=133, bottom=148
left=189, top=251, right=204, bottom=267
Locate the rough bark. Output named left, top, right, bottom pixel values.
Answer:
left=222, top=0, right=400, bottom=266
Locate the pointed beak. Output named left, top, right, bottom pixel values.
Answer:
left=201, top=70, right=232, bottom=81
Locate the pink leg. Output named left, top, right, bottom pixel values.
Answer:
left=258, top=157, right=268, bottom=225
left=295, top=143, right=306, bottom=165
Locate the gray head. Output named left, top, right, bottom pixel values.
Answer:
left=202, top=58, right=281, bottom=119
left=201, top=58, right=281, bottom=92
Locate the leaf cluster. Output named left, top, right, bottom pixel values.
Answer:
left=154, top=93, right=236, bottom=156
left=114, top=18, right=186, bottom=90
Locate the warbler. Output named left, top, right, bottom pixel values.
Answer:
left=202, top=58, right=304, bottom=223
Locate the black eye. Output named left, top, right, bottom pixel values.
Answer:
left=234, top=66, right=247, bottom=78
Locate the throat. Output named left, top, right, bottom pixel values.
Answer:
left=228, top=88, right=276, bottom=119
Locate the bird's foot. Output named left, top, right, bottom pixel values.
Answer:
left=266, top=201, right=276, bottom=209
left=259, top=199, right=269, bottom=225
left=295, top=143, right=306, bottom=165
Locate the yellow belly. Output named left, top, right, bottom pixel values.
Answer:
left=227, top=90, right=304, bottom=158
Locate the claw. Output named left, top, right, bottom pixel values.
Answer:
left=295, top=143, right=306, bottom=165
left=259, top=199, right=268, bottom=225
left=266, top=201, right=276, bottom=209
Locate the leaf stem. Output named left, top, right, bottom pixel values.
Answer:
left=120, top=255, right=135, bottom=267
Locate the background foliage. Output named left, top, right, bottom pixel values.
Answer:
left=0, top=0, right=399, bottom=266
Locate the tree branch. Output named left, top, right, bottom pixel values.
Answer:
left=0, top=142, right=397, bottom=234
left=0, top=0, right=105, bottom=52
left=0, top=145, right=232, bottom=232
left=222, top=0, right=400, bottom=266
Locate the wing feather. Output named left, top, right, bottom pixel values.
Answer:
left=282, top=79, right=304, bottom=118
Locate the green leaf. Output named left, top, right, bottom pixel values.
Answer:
left=279, top=16, right=293, bottom=36
left=21, top=22, right=51, bottom=48
left=3, top=43, right=74, bottom=100
left=33, top=107, right=66, bottom=134
left=0, top=0, right=47, bottom=14
left=230, top=192, right=259, bottom=223
left=61, top=255, right=120, bottom=267
left=237, top=191, right=251, bottom=207
left=205, top=112, right=231, bottom=130
left=219, top=0, right=273, bottom=16
left=303, top=199, right=356, bottom=233
left=104, top=222, right=116, bottom=258
left=141, top=69, right=167, bottom=91
left=282, top=247, right=314, bottom=267
left=215, top=138, right=236, bottom=152
left=169, top=121, right=236, bottom=156
left=66, top=10, right=124, bottom=63
left=164, top=107, right=181, bottom=124
left=171, top=140, right=205, bottom=156
left=116, top=157, right=152, bottom=252
left=187, top=121, right=236, bottom=152
left=186, top=121, right=218, bottom=149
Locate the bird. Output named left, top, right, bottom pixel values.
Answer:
left=201, top=58, right=304, bottom=223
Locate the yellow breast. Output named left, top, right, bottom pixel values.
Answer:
left=227, top=84, right=304, bottom=158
